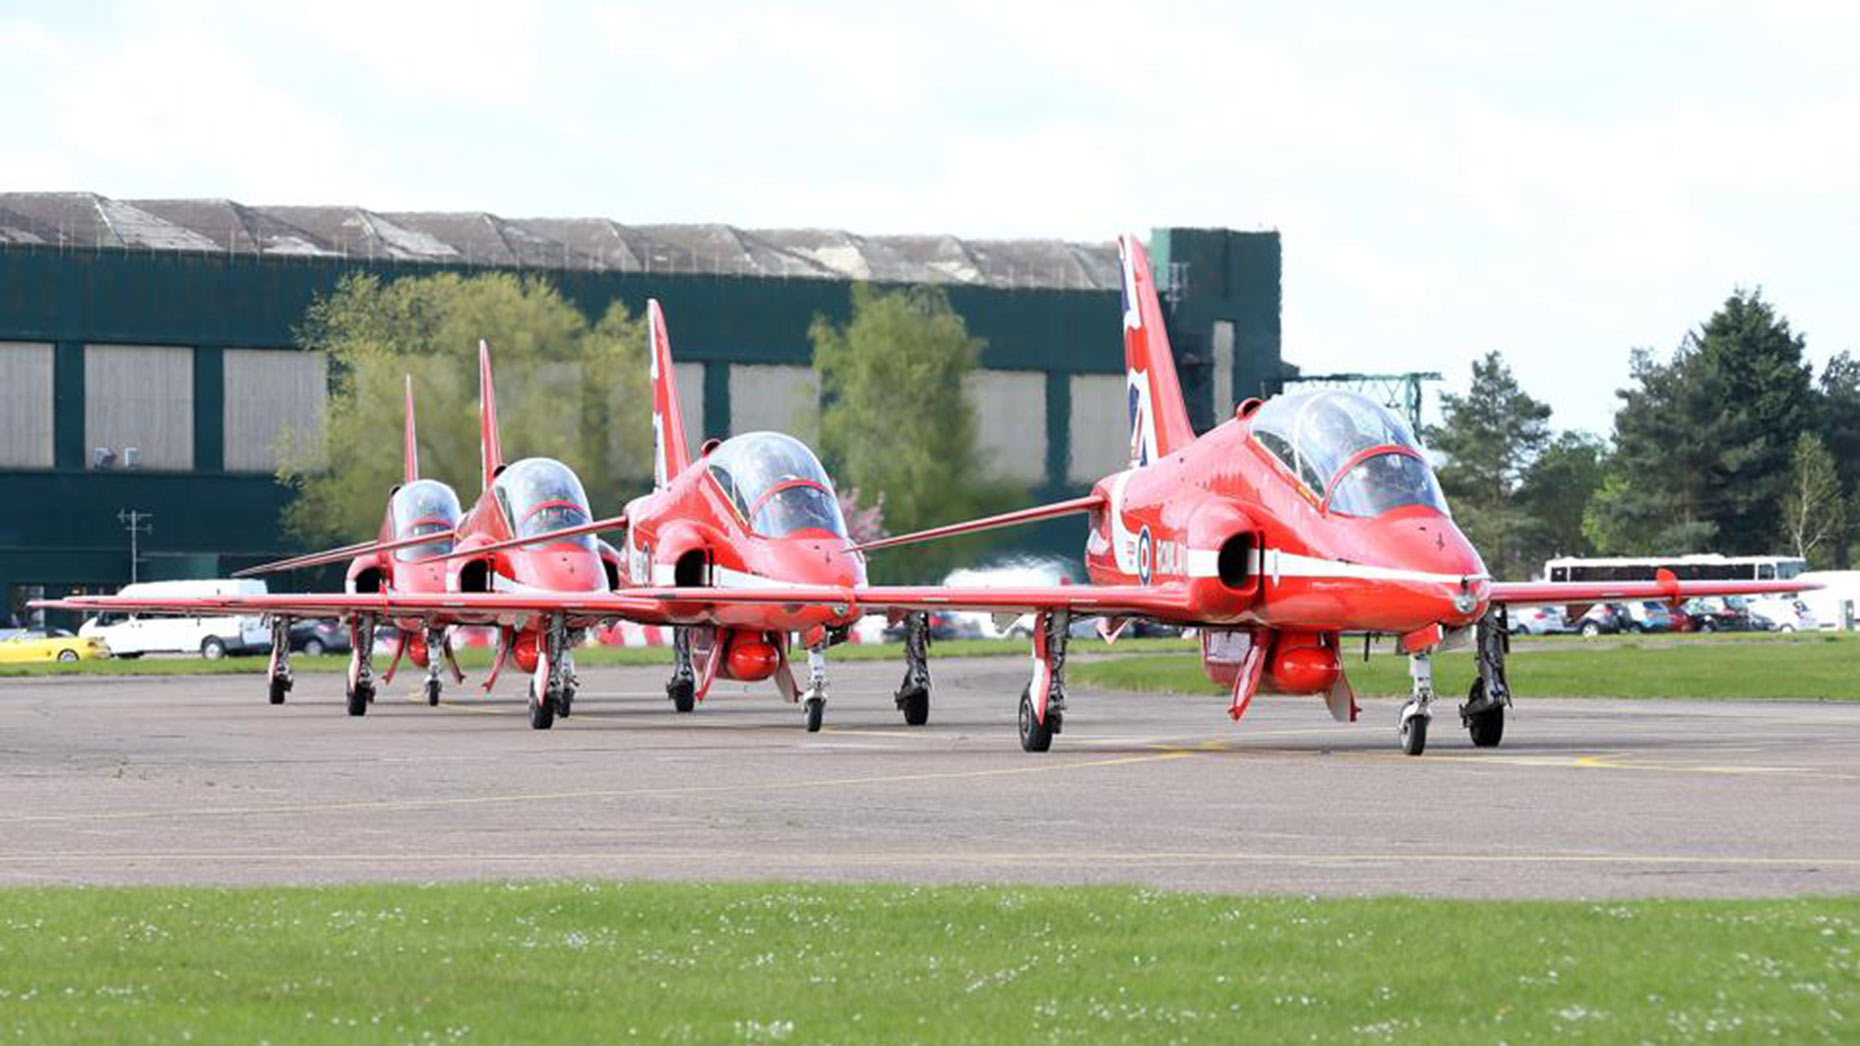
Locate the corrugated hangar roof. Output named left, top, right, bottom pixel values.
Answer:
left=0, top=192, right=1119, bottom=290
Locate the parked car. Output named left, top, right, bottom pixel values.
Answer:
left=1745, top=595, right=1818, bottom=633
left=0, top=628, right=110, bottom=663
left=289, top=618, right=352, bottom=656
left=79, top=579, right=270, bottom=659
left=1621, top=600, right=1677, bottom=633
left=880, top=612, right=983, bottom=643
left=1574, top=603, right=1632, bottom=637
left=1680, top=597, right=1755, bottom=632
left=1507, top=605, right=1569, bottom=635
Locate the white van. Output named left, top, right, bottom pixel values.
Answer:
left=79, top=579, right=271, bottom=659
left=1797, top=571, right=1860, bottom=630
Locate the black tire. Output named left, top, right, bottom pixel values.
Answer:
left=57, top=649, right=79, bottom=663
left=347, top=683, right=370, bottom=717
left=1701, top=619, right=1718, bottom=633
left=1018, top=686, right=1057, bottom=753
left=803, top=697, right=824, bottom=733
left=201, top=637, right=228, bottom=660
left=529, top=684, right=555, bottom=730
left=899, top=686, right=930, bottom=726
left=1399, top=712, right=1428, bottom=756
left=115, top=652, right=143, bottom=660
left=1464, top=680, right=1504, bottom=747
left=304, top=638, right=326, bottom=657
left=268, top=676, right=289, bottom=705
left=1579, top=621, right=1601, bottom=638
left=667, top=678, right=696, bottom=713
left=558, top=686, right=575, bottom=718
left=425, top=678, right=441, bottom=707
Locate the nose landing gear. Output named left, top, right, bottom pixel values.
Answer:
left=1018, top=610, right=1068, bottom=752
left=266, top=616, right=293, bottom=705
left=1459, top=607, right=1510, bottom=748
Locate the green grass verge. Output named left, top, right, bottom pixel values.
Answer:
left=1072, top=632, right=1860, bottom=701
left=0, top=882, right=1853, bottom=1043
left=0, top=637, right=1197, bottom=678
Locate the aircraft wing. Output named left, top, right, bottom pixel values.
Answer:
left=854, top=495, right=1102, bottom=552
left=1489, top=575, right=1815, bottom=607
left=33, top=591, right=675, bottom=626
left=628, top=582, right=1189, bottom=618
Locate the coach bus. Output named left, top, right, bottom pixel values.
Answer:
left=1541, top=554, right=1808, bottom=583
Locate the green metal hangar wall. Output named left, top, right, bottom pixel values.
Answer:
left=0, top=192, right=1283, bottom=622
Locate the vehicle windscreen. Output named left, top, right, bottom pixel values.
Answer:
left=704, top=432, right=847, bottom=538
left=1249, top=391, right=1445, bottom=516
left=389, top=480, right=463, bottom=562
left=494, top=458, right=595, bottom=549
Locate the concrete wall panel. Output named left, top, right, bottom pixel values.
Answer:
left=964, top=370, right=1046, bottom=483
left=223, top=349, right=327, bottom=472
left=729, top=364, right=819, bottom=443
left=675, top=362, right=705, bottom=454
left=85, top=345, right=193, bottom=470
left=0, top=342, right=54, bottom=468
left=1069, top=373, right=1129, bottom=482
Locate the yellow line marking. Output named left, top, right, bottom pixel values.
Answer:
left=2, top=850, right=1856, bottom=868
left=0, top=751, right=1191, bottom=826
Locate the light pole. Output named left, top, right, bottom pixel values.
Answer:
left=118, top=509, right=153, bottom=585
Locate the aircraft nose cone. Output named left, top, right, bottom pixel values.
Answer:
left=533, top=549, right=605, bottom=591
left=1373, top=514, right=1489, bottom=625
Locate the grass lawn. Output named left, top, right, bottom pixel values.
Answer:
left=0, top=637, right=1197, bottom=678
left=0, top=882, right=1853, bottom=1043
left=1072, top=632, right=1860, bottom=701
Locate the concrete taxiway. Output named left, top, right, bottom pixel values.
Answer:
left=2, top=658, right=1856, bottom=897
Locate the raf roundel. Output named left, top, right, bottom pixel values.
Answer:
left=1136, top=525, right=1153, bottom=585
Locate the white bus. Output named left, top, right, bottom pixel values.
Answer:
left=1541, top=554, right=1808, bottom=584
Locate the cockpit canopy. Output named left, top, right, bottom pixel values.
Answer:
left=1249, top=390, right=1448, bottom=518
left=389, top=479, right=461, bottom=562
left=705, top=431, right=848, bottom=538
left=493, top=458, right=595, bottom=549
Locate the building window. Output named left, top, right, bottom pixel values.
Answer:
left=0, top=342, right=54, bottom=468
left=85, top=345, right=194, bottom=470
left=223, top=349, right=327, bottom=472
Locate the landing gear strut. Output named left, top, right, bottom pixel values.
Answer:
left=1460, top=607, right=1510, bottom=748
left=1019, top=609, right=1068, bottom=752
left=528, top=613, right=568, bottom=730
left=266, top=616, right=293, bottom=705
left=667, top=626, right=696, bottom=713
left=801, top=642, right=828, bottom=733
left=423, top=626, right=446, bottom=707
left=894, top=611, right=931, bottom=726
left=1398, top=651, right=1432, bottom=756
left=346, top=614, right=377, bottom=717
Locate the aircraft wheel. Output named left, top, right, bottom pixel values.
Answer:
left=899, top=686, right=930, bottom=726
left=559, top=686, right=575, bottom=718
left=528, top=684, right=556, bottom=730
left=1399, top=708, right=1428, bottom=756
left=347, top=683, right=371, bottom=717
left=1464, top=680, right=1504, bottom=748
left=425, top=679, right=442, bottom=707
left=803, top=696, right=825, bottom=733
left=268, top=676, right=290, bottom=705
left=667, top=678, right=696, bottom=713
left=1018, top=686, right=1057, bottom=753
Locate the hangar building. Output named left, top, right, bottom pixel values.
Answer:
left=0, top=192, right=1283, bottom=620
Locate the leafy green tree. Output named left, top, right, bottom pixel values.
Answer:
left=1781, top=432, right=1847, bottom=568
left=1516, top=430, right=1607, bottom=567
left=1426, top=352, right=1552, bottom=579
left=813, top=284, right=1015, bottom=582
left=279, top=272, right=650, bottom=544
left=1586, top=290, right=1814, bottom=555
left=1815, top=352, right=1860, bottom=565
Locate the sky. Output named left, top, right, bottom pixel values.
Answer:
left=2, top=0, right=1856, bottom=435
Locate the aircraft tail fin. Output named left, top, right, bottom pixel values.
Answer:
left=478, top=339, right=504, bottom=491
left=402, top=374, right=420, bottom=484
left=1118, top=234, right=1197, bottom=468
left=648, top=299, right=692, bottom=488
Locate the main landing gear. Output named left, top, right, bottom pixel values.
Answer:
left=346, top=614, right=378, bottom=717
left=1398, top=607, right=1510, bottom=756
left=266, top=616, right=293, bottom=705
left=1018, top=610, right=1068, bottom=752
left=894, top=611, right=932, bottom=727
left=1459, top=607, right=1510, bottom=748
left=667, top=627, right=697, bottom=713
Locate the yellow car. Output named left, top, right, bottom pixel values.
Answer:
left=0, top=628, right=111, bottom=663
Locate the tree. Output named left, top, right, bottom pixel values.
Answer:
left=1780, top=432, right=1847, bottom=568
left=1516, top=430, right=1606, bottom=567
left=1586, top=290, right=1814, bottom=555
left=1815, top=351, right=1860, bottom=565
left=1425, top=352, right=1552, bottom=579
left=279, top=272, right=651, bottom=544
left=813, top=284, right=1012, bottom=582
